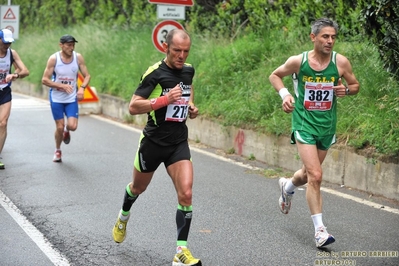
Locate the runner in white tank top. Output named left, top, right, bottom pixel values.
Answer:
left=42, top=34, right=91, bottom=163
left=0, top=28, right=30, bottom=169
left=50, top=51, right=79, bottom=103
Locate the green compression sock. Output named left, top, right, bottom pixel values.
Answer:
left=176, top=204, right=193, bottom=247
left=122, top=183, right=138, bottom=213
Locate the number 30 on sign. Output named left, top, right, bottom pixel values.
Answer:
left=152, top=20, right=185, bottom=53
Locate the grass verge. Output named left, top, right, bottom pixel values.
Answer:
left=12, top=24, right=399, bottom=160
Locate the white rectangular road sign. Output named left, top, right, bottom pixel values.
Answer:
left=0, top=5, right=20, bottom=39
left=157, top=5, right=185, bottom=20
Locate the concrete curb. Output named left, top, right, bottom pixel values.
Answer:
left=12, top=80, right=399, bottom=201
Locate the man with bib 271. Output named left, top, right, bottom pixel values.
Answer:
left=269, top=18, right=360, bottom=248
left=112, top=29, right=201, bottom=266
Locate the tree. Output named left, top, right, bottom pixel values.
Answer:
left=360, top=0, right=399, bottom=80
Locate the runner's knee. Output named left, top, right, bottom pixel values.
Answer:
left=178, top=189, right=193, bottom=206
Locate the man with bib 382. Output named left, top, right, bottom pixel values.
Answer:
left=269, top=18, right=360, bottom=248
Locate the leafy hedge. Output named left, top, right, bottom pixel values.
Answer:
left=12, top=0, right=398, bottom=80
left=16, top=0, right=157, bottom=29
left=360, top=0, right=399, bottom=79
left=188, top=0, right=398, bottom=80
left=189, top=0, right=360, bottom=39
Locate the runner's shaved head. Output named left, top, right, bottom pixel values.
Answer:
left=165, top=29, right=190, bottom=46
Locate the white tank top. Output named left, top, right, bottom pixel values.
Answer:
left=51, top=51, right=79, bottom=103
left=0, top=48, right=13, bottom=90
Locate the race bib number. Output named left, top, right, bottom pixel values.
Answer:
left=165, top=96, right=190, bottom=122
left=303, top=82, right=334, bottom=111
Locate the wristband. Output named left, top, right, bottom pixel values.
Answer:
left=278, top=88, right=291, bottom=100
left=150, top=95, right=169, bottom=110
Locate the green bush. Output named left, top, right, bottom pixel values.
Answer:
left=12, top=0, right=399, bottom=80
left=360, top=0, right=399, bottom=80
left=16, top=0, right=157, bottom=30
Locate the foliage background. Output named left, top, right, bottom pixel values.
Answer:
left=4, top=0, right=399, bottom=159
left=8, top=0, right=398, bottom=79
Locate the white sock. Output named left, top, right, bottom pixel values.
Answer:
left=176, top=246, right=186, bottom=253
left=311, top=213, right=324, bottom=232
left=284, top=179, right=297, bottom=193
left=119, top=211, right=129, bottom=221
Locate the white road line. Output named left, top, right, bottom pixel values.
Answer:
left=11, top=96, right=49, bottom=109
left=321, top=187, right=399, bottom=215
left=91, top=114, right=399, bottom=216
left=193, top=144, right=399, bottom=215
left=0, top=190, right=71, bottom=266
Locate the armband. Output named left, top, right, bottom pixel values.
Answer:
left=278, top=88, right=291, bottom=100
left=150, top=95, right=169, bottom=110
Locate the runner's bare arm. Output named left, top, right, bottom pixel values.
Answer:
left=337, top=54, right=359, bottom=96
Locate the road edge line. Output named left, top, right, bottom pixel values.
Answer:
left=91, top=114, right=399, bottom=215
left=0, top=190, right=71, bottom=266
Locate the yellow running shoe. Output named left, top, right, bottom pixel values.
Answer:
left=112, top=212, right=130, bottom=243
left=172, top=246, right=202, bottom=266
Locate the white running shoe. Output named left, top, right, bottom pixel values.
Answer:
left=278, top=178, right=294, bottom=214
left=315, top=226, right=335, bottom=247
left=53, top=150, right=62, bottom=162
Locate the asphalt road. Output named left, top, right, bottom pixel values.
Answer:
left=0, top=93, right=398, bottom=266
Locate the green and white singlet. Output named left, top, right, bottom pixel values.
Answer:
left=292, top=51, right=340, bottom=136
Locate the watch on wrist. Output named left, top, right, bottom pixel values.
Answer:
left=14, top=73, right=19, bottom=78
left=345, top=87, right=350, bottom=95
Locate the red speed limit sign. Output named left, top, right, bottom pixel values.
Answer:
left=152, top=20, right=185, bottom=53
